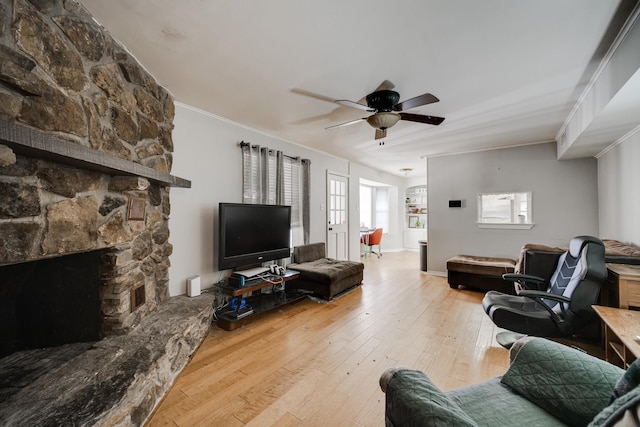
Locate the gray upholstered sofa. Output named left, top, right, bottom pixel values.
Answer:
left=288, top=242, right=364, bottom=300
left=380, top=337, right=640, bottom=426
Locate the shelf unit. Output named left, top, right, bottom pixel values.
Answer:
left=593, top=305, right=640, bottom=369
left=404, top=185, right=427, bottom=249
left=215, top=270, right=309, bottom=330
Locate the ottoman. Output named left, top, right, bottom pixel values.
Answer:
left=447, top=255, right=516, bottom=294
left=289, top=242, right=364, bottom=300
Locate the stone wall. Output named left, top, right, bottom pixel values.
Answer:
left=0, top=0, right=175, bottom=334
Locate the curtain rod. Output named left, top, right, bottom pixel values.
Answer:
left=240, top=141, right=310, bottom=163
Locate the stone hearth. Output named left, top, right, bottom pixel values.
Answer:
left=0, top=294, right=214, bottom=426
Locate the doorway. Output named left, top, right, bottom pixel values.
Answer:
left=326, top=172, right=349, bottom=260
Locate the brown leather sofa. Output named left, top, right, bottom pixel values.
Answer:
left=447, top=239, right=640, bottom=294
left=602, top=239, right=640, bottom=264
left=446, top=255, right=516, bottom=293
left=288, top=243, right=364, bottom=300
left=517, top=239, right=640, bottom=289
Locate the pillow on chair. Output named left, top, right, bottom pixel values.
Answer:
left=591, top=387, right=640, bottom=426
left=588, top=359, right=640, bottom=426
left=501, top=338, right=621, bottom=427
left=611, top=358, right=640, bottom=402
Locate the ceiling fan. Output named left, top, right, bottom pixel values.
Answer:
left=326, top=83, right=445, bottom=141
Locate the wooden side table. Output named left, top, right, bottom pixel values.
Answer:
left=605, top=263, right=640, bottom=309
left=593, top=305, right=640, bottom=368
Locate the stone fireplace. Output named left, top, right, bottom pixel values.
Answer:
left=0, top=0, right=183, bottom=336
left=0, top=1, right=211, bottom=425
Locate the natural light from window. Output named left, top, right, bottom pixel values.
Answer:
left=359, top=186, right=372, bottom=229
left=477, top=192, right=533, bottom=229
left=359, top=180, right=391, bottom=232
left=375, top=188, right=389, bottom=231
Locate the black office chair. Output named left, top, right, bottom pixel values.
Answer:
left=483, top=236, right=607, bottom=345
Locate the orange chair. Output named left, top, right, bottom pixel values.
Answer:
left=360, top=228, right=383, bottom=258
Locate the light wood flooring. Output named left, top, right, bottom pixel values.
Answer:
left=147, top=251, right=513, bottom=426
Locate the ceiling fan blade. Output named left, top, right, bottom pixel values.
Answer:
left=375, top=129, right=387, bottom=140
left=325, top=118, right=366, bottom=130
left=357, top=80, right=395, bottom=104
left=394, top=93, right=439, bottom=111
left=289, top=112, right=333, bottom=126
left=399, top=113, right=445, bottom=126
left=335, top=99, right=375, bottom=112
left=290, top=88, right=336, bottom=104
left=373, top=79, right=395, bottom=92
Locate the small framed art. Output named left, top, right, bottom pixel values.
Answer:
left=127, top=197, right=146, bottom=220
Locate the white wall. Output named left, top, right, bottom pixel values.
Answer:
left=598, top=134, right=640, bottom=245
left=558, top=11, right=640, bottom=159
left=427, top=142, right=599, bottom=273
left=168, top=104, right=402, bottom=296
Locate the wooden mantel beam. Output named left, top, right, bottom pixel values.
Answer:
left=0, top=121, right=191, bottom=188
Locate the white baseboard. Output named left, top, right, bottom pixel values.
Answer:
left=425, top=270, right=447, bottom=277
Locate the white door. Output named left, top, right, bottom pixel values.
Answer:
left=327, top=172, right=349, bottom=260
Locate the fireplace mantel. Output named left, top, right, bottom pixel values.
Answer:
left=0, top=121, right=190, bottom=188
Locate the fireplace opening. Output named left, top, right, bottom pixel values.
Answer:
left=0, top=251, right=102, bottom=358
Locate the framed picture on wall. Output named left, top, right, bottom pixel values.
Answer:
left=409, top=216, right=418, bottom=228
left=128, top=197, right=146, bottom=221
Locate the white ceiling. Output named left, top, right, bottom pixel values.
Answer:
left=79, top=0, right=639, bottom=176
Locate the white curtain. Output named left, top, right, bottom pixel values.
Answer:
left=241, top=142, right=310, bottom=246
left=375, top=187, right=389, bottom=231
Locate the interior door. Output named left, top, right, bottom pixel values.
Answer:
left=327, top=172, right=349, bottom=260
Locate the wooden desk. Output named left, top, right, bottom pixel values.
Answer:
left=605, top=263, right=640, bottom=309
left=593, top=305, right=640, bottom=368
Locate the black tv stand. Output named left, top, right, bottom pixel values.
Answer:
left=215, top=270, right=309, bottom=330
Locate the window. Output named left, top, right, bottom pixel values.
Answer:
left=328, top=176, right=347, bottom=225
left=359, top=185, right=372, bottom=229
left=282, top=156, right=304, bottom=244
left=375, top=187, right=389, bottom=231
left=241, top=143, right=310, bottom=246
left=477, top=192, right=533, bottom=229
left=359, top=184, right=389, bottom=232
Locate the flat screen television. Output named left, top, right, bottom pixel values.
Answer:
left=218, top=203, right=292, bottom=270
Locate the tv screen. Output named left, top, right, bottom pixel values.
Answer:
left=218, top=203, right=292, bottom=270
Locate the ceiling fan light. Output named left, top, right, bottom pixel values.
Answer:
left=367, top=112, right=401, bottom=130
left=399, top=168, right=413, bottom=175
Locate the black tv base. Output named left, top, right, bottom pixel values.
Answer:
left=215, top=270, right=309, bottom=330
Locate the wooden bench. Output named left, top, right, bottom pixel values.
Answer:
left=446, top=255, right=516, bottom=294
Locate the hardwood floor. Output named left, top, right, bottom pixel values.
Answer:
left=147, top=251, right=511, bottom=426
